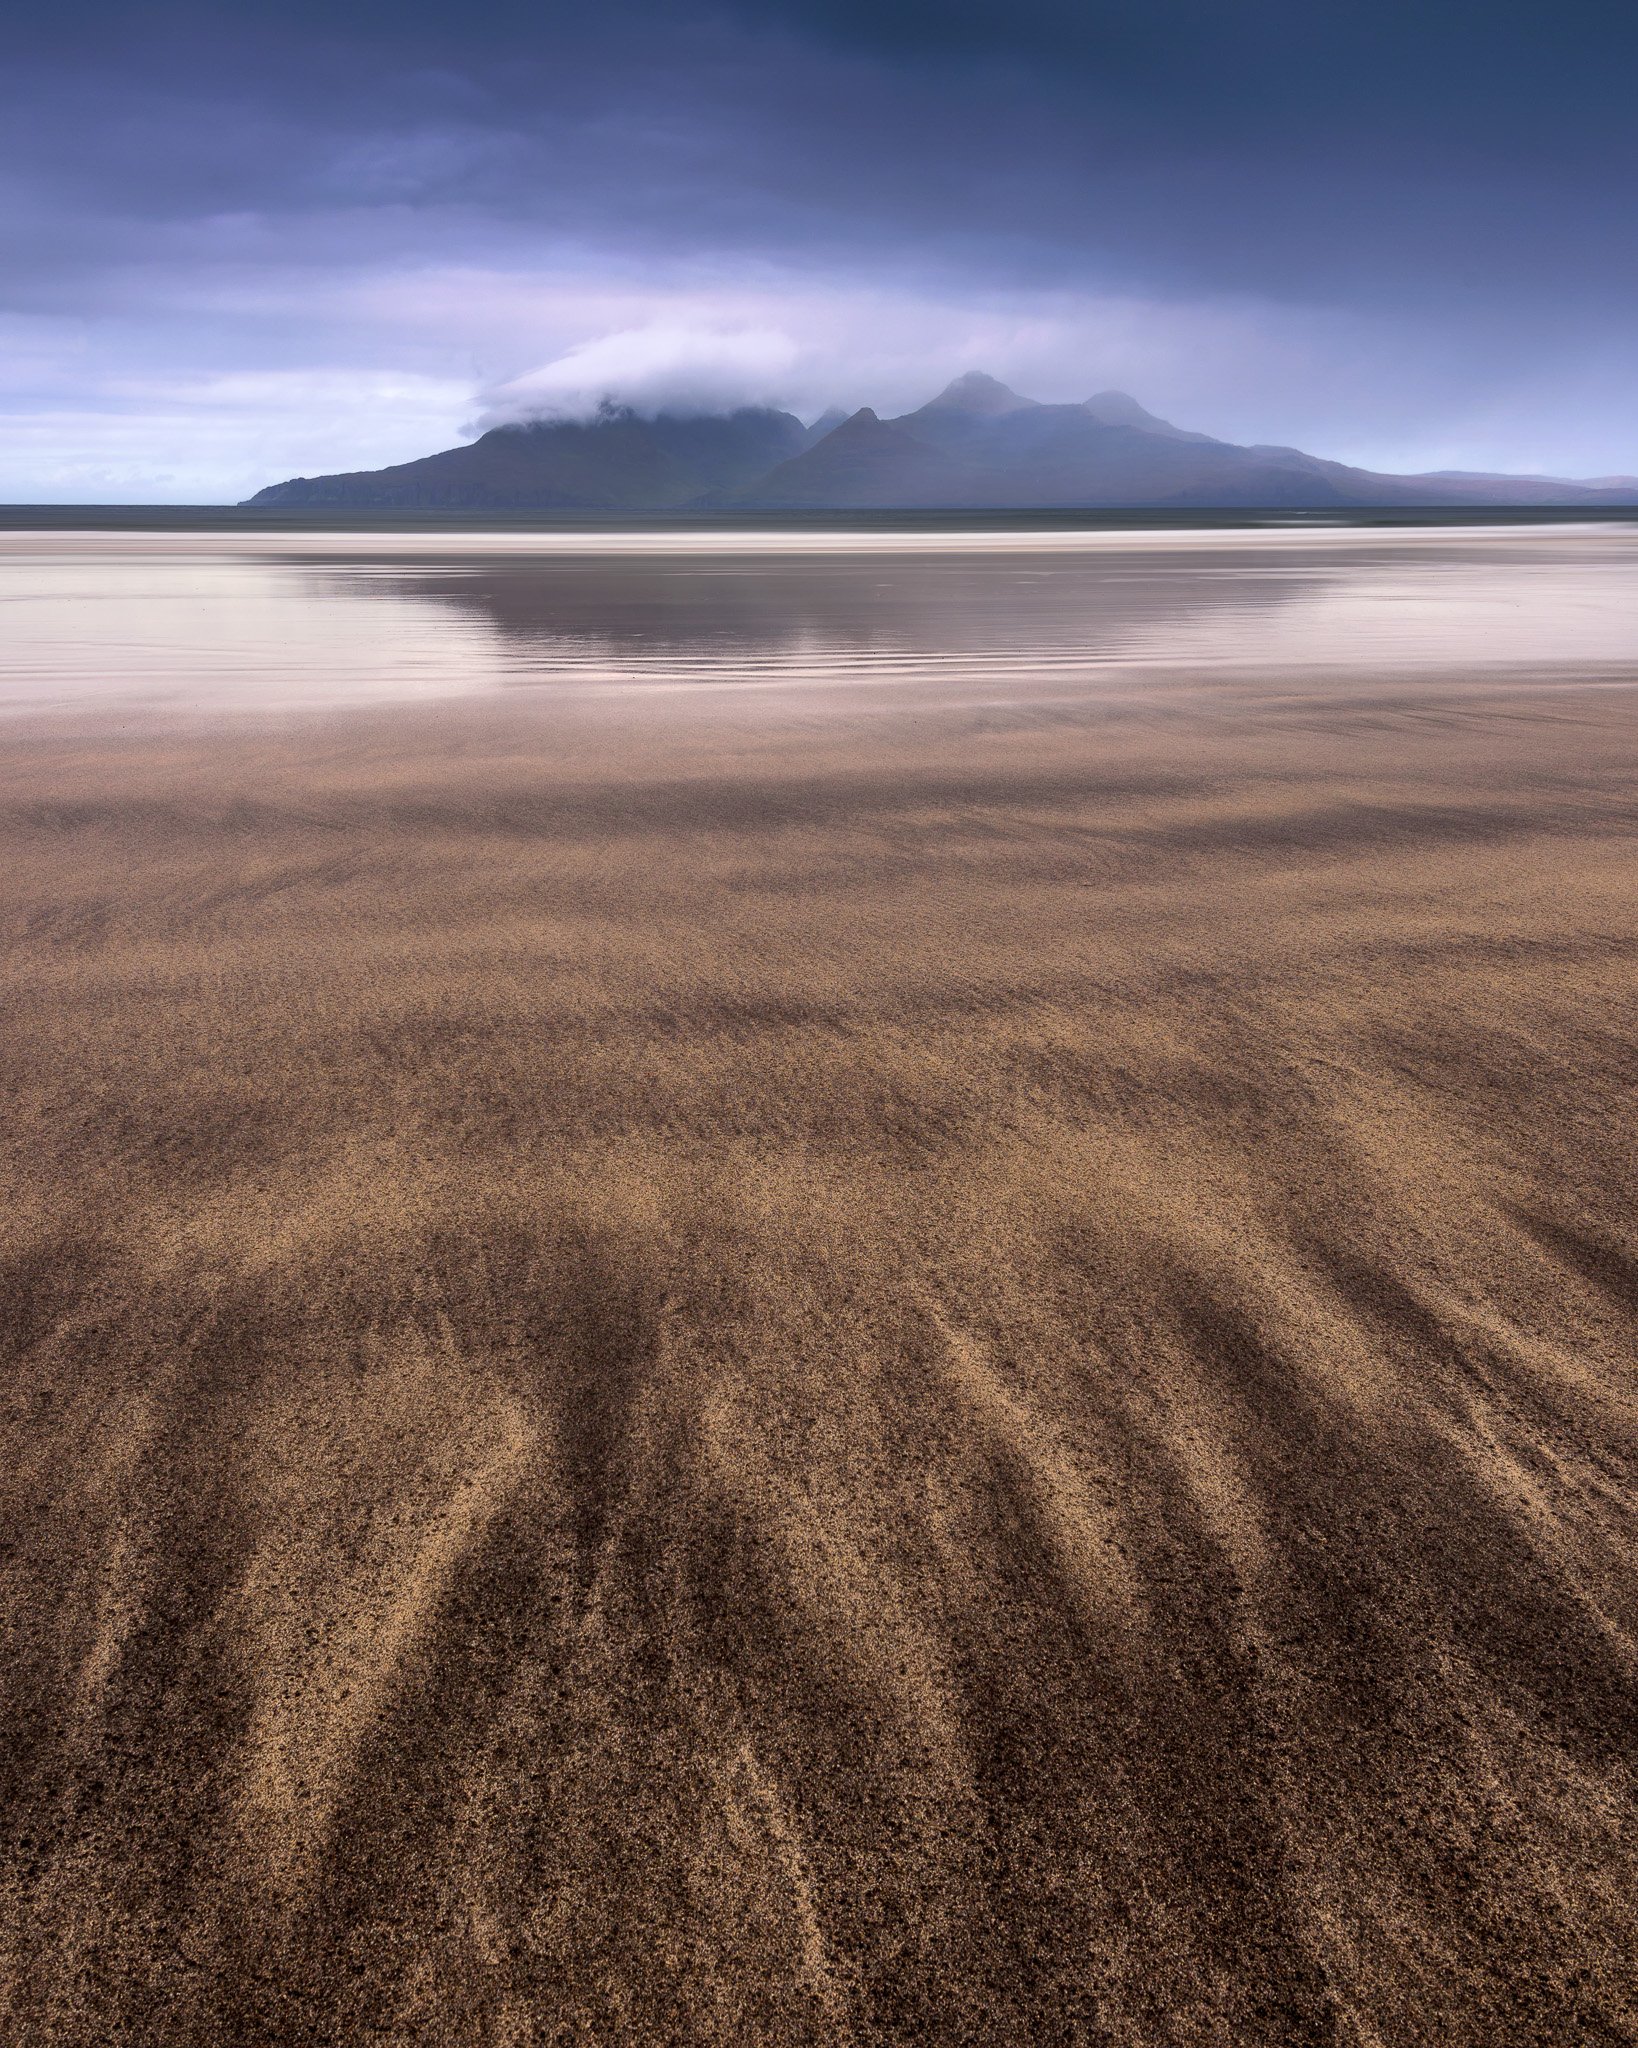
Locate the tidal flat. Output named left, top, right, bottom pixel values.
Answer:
left=3, top=525, right=1637, bottom=2043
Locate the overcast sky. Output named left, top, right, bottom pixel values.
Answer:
left=6, top=0, right=1636, bottom=500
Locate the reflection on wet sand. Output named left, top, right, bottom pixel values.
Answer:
left=306, top=545, right=1329, bottom=672
left=4, top=523, right=1637, bottom=713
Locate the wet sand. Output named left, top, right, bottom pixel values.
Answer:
left=2, top=536, right=1638, bottom=2043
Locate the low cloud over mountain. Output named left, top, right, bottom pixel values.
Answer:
left=476, top=327, right=806, bottom=430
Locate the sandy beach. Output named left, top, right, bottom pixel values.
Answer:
left=2, top=531, right=1637, bottom=2042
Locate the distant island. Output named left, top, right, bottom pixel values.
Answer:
left=246, top=372, right=1638, bottom=512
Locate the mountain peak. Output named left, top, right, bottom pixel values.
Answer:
left=802, top=406, right=850, bottom=446
left=926, top=372, right=1037, bottom=416
left=1083, top=390, right=1166, bottom=428
left=1082, top=390, right=1214, bottom=443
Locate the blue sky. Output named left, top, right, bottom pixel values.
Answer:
left=5, top=0, right=1635, bottom=499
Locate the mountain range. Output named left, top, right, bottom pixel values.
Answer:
left=246, top=373, right=1638, bottom=511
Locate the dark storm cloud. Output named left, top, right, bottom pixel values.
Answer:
left=12, top=0, right=1637, bottom=295
left=4, top=1, right=1636, bottom=496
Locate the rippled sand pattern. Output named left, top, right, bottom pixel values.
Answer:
left=2, top=534, right=1638, bottom=2043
